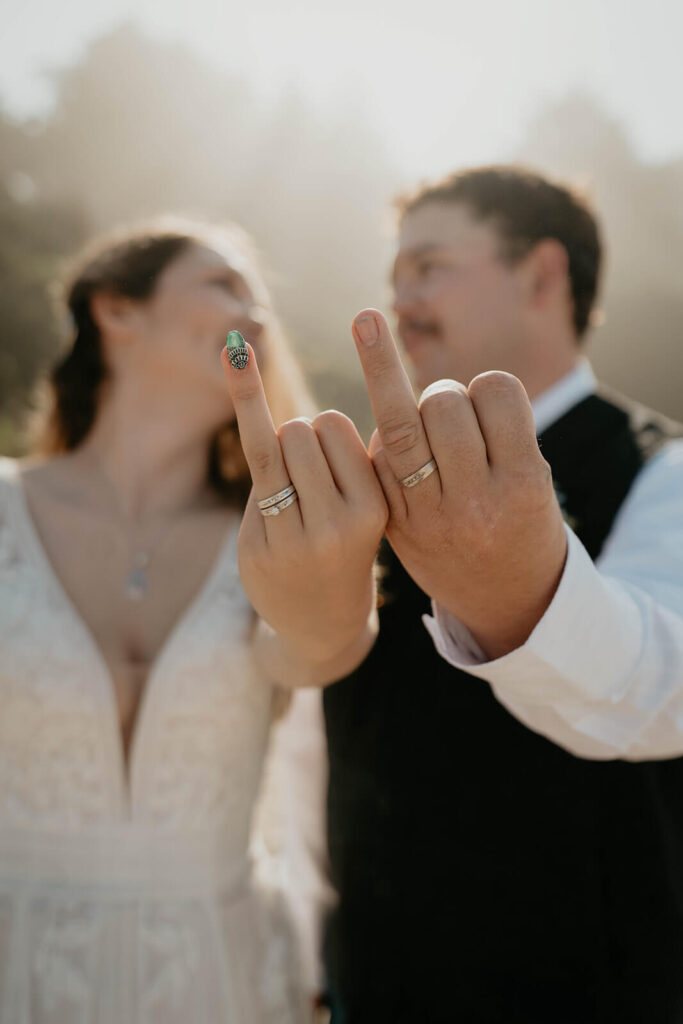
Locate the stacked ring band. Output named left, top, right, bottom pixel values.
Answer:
left=257, top=484, right=296, bottom=510
left=400, top=457, right=438, bottom=489
left=260, top=492, right=299, bottom=517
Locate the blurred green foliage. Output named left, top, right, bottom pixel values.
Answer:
left=517, top=95, right=683, bottom=421
left=3, top=28, right=683, bottom=459
left=0, top=129, right=87, bottom=450
left=0, top=25, right=398, bottom=451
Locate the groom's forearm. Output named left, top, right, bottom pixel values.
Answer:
left=426, top=521, right=683, bottom=760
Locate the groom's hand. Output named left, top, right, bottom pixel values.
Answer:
left=351, top=308, right=568, bottom=660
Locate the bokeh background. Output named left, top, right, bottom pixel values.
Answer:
left=3, top=0, right=683, bottom=451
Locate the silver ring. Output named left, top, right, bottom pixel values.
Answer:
left=400, top=458, right=437, bottom=489
left=260, top=492, right=299, bottom=517
left=257, top=484, right=296, bottom=510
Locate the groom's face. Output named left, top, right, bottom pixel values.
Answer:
left=392, top=200, right=530, bottom=392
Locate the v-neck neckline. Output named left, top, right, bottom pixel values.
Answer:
left=6, top=458, right=241, bottom=815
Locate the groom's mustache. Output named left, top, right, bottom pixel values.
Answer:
left=397, top=316, right=443, bottom=345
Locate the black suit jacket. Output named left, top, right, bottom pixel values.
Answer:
left=323, top=391, right=683, bottom=1024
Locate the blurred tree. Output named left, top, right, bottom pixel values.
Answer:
left=27, top=27, right=396, bottom=367
left=6, top=34, right=683, bottom=454
left=1, top=24, right=401, bottom=439
left=0, top=107, right=87, bottom=452
left=30, top=24, right=259, bottom=226
left=518, top=94, right=683, bottom=421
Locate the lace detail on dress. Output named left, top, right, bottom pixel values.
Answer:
left=135, top=580, right=274, bottom=834
left=0, top=460, right=309, bottom=1023
left=140, top=907, right=202, bottom=1008
left=33, top=900, right=102, bottom=1018
left=0, top=480, right=114, bottom=827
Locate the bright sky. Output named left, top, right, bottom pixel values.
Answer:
left=2, top=0, right=682, bottom=177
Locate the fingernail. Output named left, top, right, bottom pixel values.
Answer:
left=226, top=330, right=249, bottom=370
left=355, top=314, right=379, bottom=346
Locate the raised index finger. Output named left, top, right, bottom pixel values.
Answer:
left=220, top=335, right=291, bottom=503
left=352, top=308, right=434, bottom=485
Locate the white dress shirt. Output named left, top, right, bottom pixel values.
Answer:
left=424, top=361, right=683, bottom=761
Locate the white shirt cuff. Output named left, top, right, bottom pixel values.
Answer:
left=423, top=524, right=644, bottom=707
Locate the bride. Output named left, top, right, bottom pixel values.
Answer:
left=0, top=218, right=385, bottom=1023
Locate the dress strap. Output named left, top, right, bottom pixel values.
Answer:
left=0, top=455, right=19, bottom=480
left=0, top=457, right=20, bottom=523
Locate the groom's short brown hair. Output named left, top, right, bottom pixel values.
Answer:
left=396, top=165, right=603, bottom=338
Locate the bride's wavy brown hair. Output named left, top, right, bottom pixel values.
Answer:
left=34, top=216, right=316, bottom=505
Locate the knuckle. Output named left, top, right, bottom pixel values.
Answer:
left=468, top=370, right=523, bottom=401
left=507, top=456, right=553, bottom=508
left=277, top=419, right=315, bottom=456
left=380, top=414, right=423, bottom=457
left=313, top=409, right=352, bottom=433
left=419, top=378, right=468, bottom=402
left=362, top=347, right=394, bottom=381
left=419, top=384, right=469, bottom=419
left=249, top=444, right=280, bottom=475
left=529, top=451, right=553, bottom=485
left=278, top=417, right=314, bottom=442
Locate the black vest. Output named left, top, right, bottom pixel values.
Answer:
left=323, top=391, right=683, bottom=1024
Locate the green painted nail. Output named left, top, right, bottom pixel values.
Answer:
left=225, top=330, right=249, bottom=370
left=226, top=330, right=245, bottom=349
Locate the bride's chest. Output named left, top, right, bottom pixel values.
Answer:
left=0, top=517, right=273, bottom=829
left=24, top=500, right=232, bottom=668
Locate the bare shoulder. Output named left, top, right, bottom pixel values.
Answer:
left=17, top=453, right=91, bottom=509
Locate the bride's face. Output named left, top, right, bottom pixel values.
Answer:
left=118, top=243, right=267, bottom=422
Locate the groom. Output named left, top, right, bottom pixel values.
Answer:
left=323, top=166, right=683, bottom=1022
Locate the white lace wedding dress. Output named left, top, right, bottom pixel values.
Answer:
left=0, top=457, right=309, bottom=1024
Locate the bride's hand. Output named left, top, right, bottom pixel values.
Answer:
left=221, top=338, right=387, bottom=668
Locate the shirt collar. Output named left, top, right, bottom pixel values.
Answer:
left=531, top=359, right=597, bottom=435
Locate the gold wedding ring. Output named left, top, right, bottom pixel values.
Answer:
left=400, top=458, right=437, bottom=489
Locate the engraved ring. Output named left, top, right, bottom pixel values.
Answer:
left=260, top=492, right=299, bottom=517
left=400, top=458, right=438, bottom=489
left=257, top=484, right=296, bottom=510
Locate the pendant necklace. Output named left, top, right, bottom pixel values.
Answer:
left=85, top=456, right=206, bottom=602
left=125, top=549, right=152, bottom=601
left=123, top=499, right=215, bottom=601
left=123, top=516, right=179, bottom=602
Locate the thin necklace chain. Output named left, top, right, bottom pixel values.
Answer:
left=83, top=455, right=212, bottom=602
left=124, top=521, right=179, bottom=602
